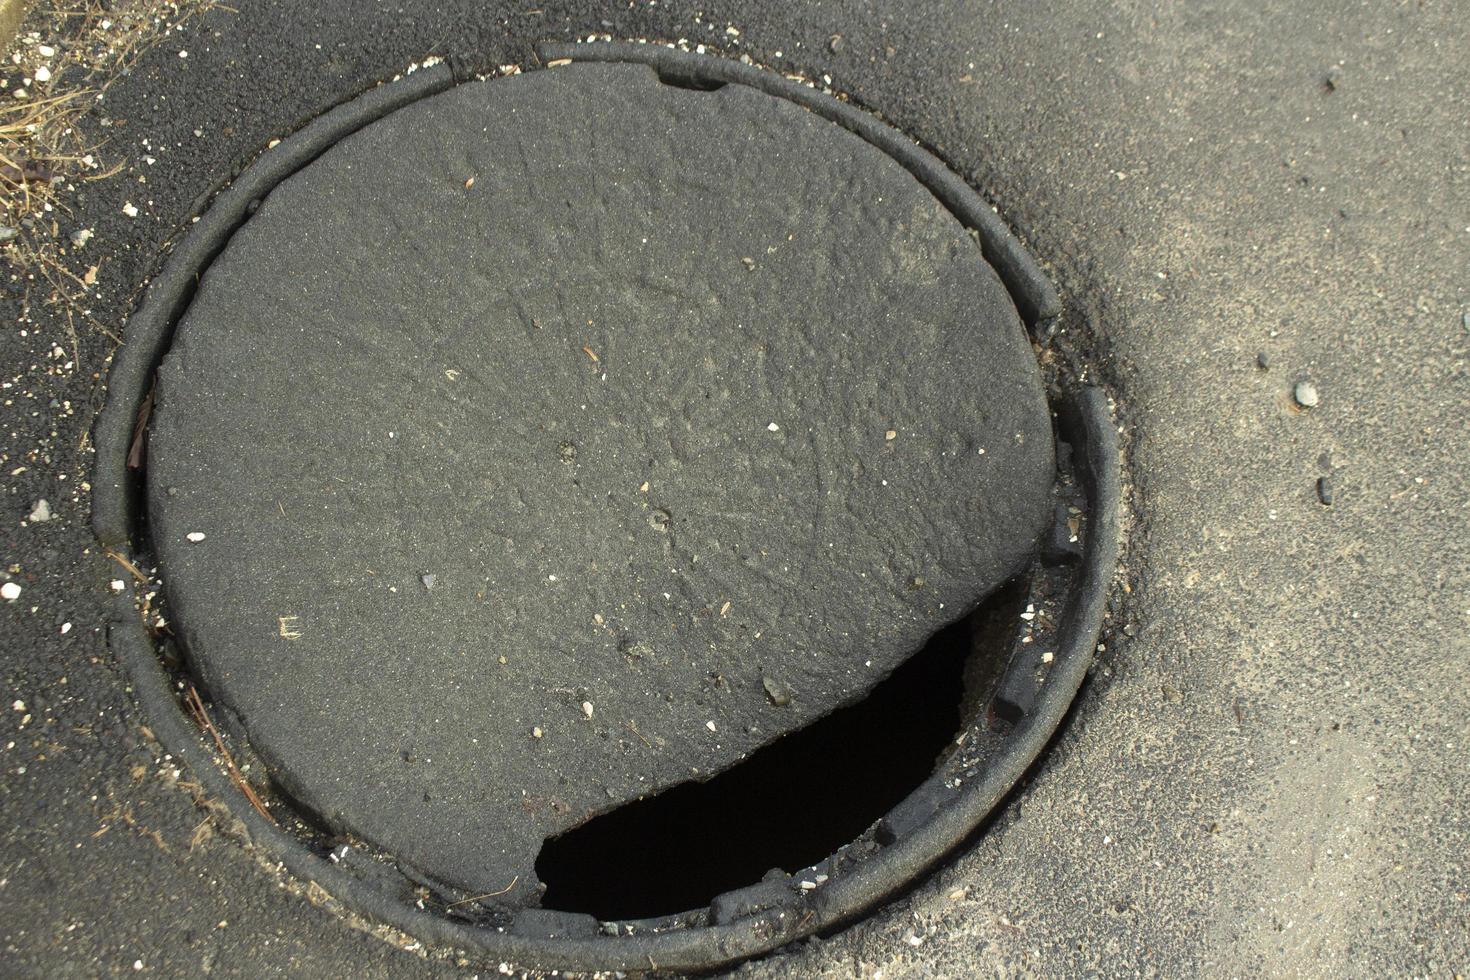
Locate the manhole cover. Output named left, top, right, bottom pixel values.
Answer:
left=94, top=42, right=1118, bottom=973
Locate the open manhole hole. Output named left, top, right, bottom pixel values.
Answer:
left=93, top=42, right=1118, bottom=973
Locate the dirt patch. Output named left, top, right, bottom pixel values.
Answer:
left=1, top=0, right=218, bottom=342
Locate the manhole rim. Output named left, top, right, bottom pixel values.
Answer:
left=92, top=43, right=1119, bottom=974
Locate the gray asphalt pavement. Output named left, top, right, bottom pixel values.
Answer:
left=1, top=1, right=1465, bottom=977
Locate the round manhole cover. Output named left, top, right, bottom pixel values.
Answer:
left=95, top=43, right=1118, bottom=973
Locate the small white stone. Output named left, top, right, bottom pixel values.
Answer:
left=37, top=45, right=55, bottom=57
left=581, top=701, right=594, bottom=719
left=767, top=422, right=780, bottom=432
left=122, top=202, right=139, bottom=218
left=27, top=499, right=51, bottom=522
left=0, top=582, right=20, bottom=601
left=10, top=700, right=23, bottom=712
left=705, top=720, right=717, bottom=732
left=60, top=623, right=71, bottom=635
left=110, top=579, right=126, bottom=592
left=185, top=532, right=206, bottom=542
left=33, top=65, right=50, bottom=82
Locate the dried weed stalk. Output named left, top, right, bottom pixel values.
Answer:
left=1, top=1, right=222, bottom=326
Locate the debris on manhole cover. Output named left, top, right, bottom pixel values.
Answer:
left=93, top=42, right=1119, bottom=974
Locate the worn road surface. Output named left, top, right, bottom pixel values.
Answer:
left=1, top=1, right=1466, bottom=977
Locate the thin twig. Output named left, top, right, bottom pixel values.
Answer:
left=103, top=547, right=148, bottom=582
left=443, top=875, right=520, bottom=908
left=184, top=684, right=276, bottom=825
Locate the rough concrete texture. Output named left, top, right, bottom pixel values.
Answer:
left=0, top=1, right=1465, bottom=977
left=146, top=61, right=1052, bottom=900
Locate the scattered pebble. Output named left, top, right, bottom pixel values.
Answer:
left=11, top=700, right=24, bottom=711
left=1, top=582, right=20, bottom=601
left=767, top=422, right=780, bottom=432
left=1293, top=381, right=1320, bottom=409
left=185, top=531, right=206, bottom=542
left=580, top=701, right=594, bottom=719
left=122, top=202, right=139, bottom=218
left=33, top=66, right=50, bottom=83
left=0, top=225, right=16, bottom=242
left=70, top=228, right=93, bottom=247
left=1317, top=475, right=1335, bottom=506
left=27, top=499, right=51, bottom=522
left=740, top=256, right=756, bottom=271
left=532, top=726, right=544, bottom=739
left=762, top=676, right=791, bottom=706
left=110, top=579, right=126, bottom=592
left=828, top=33, right=844, bottom=53
left=1255, top=351, right=1270, bottom=370
left=420, top=573, right=436, bottom=591
left=885, top=429, right=897, bottom=440
left=705, top=720, right=717, bottom=732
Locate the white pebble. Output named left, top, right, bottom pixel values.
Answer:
left=37, top=45, right=55, bottom=57
left=581, top=701, right=594, bottom=719
left=1293, top=381, right=1320, bottom=408
left=186, top=532, right=206, bottom=542
left=110, top=579, right=126, bottom=592
left=767, top=422, right=780, bottom=432
left=0, top=582, right=20, bottom=601
left=705, top=720, right=717, bottom=732
left=10, top=700, right=23, bottom=712
left=60, top=623, right=71, bottom=635
left=122, top=202, right=139, bottom=218
left=33, top=66, right=50, bottom=82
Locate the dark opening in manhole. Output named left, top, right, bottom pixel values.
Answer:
left=537, top=578, right=1027, bottom=920
left=92, top=41, right=1119, bottom=975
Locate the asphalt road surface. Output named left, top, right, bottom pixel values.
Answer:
left=1, top=1, right=1466, bottom=977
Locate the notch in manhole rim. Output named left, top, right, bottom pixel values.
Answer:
left=90, top=42, right=1121, bottom=974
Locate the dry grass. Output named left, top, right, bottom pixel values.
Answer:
left=1, top=1, right=222, bottom=322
